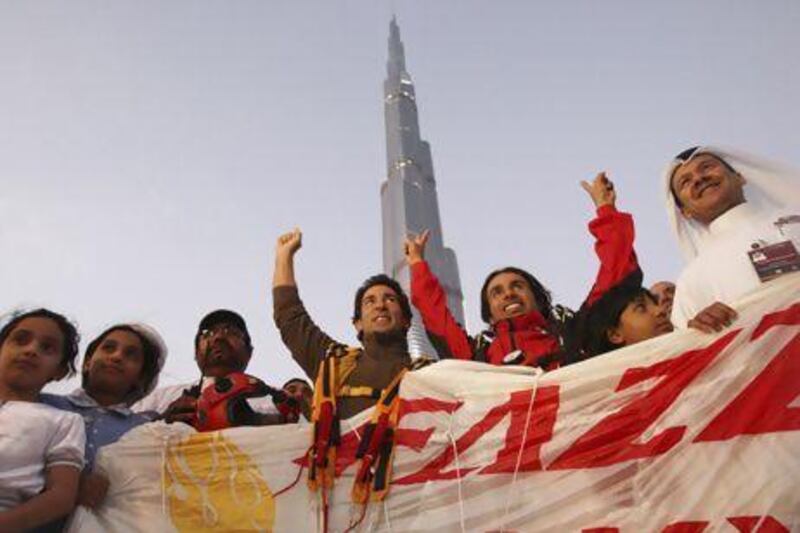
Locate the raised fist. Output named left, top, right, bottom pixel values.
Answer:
left=276, top=228, right=302, bottom=257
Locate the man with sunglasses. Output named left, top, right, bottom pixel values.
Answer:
left=133, top=310, right=285, bottom=425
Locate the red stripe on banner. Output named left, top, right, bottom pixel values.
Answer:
left=399, top=397, right=463, bottom=416
left=480, top=385, right=559, bottom=474
left=548, top=331, right=739, bottom=470
left=395, top=427, right=435, bottom=451
left=695, top=333, right=800, bottom=442
left=750, top=302, right=800, bottom=341
left=728, top=516, right=791, bottom=533
left=393, top=386, right=559, bottom=484
left=660, top=522, right=709, bottom=533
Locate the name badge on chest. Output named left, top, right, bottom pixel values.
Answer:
left=748, top=240, right=800, bottom=282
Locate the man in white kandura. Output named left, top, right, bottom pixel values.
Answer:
left=664, top=146, right=800, bottom=329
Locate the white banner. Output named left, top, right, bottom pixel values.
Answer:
left=70, top=274, right=800, bottom=532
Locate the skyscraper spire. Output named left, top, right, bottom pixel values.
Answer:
left=387, top=16, right=407, bottom=82
left=380, top=18, right=465, bottom=358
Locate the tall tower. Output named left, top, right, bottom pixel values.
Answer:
left=381, top=17, right=465, bottom=358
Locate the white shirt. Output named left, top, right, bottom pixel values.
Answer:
left=0, top=401, right=85, bottom=511
left=672, top=203, right=800, bottom=327
left=131, top=381, right=279, bottom=416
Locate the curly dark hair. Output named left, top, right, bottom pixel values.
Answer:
left=82, top=325, right=161, bottom=397
left=0, top=308, right=80, bottom=378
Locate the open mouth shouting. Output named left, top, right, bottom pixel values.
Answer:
left=372, top=314, right=393, bottom=326
left=503, top=301, right=525, bottom=316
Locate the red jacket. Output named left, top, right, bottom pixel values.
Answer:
left=410, top=204, right=639, bottom=369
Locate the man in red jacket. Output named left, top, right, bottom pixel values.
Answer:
left=406, top=172, right=640, bottom=369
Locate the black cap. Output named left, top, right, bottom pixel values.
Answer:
left=195, top=309, right=252, bottom=348
left=674, top=146, right=700, bottom=162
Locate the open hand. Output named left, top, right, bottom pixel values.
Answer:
left=581, top=172, right=616, bottom=208
left=688, top=302, right=737, bottom=333
left=163, top=393, right=198, bottom=425
left=404, top=230, right=430, bottom=265
left=78, top=472, right=110, bottom=509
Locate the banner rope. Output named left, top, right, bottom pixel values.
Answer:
left=446, top=412, right=468, bottom=533
left=343, top=420, right=369, bottom=533
left=499, top=368, right=542, bottom=532
left=383, top=499, right=393, bottom=532
left=272, top=446, right=310, bottom=497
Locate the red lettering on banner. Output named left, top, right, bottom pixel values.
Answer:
left=660, top=522, right=709, bottom=533
left=480, top=385, right=559, bottom=474
left=292, top=397, right=462, bottom=471
left=394, top=386, right=560, bottom=484
left=548, top=331, right=739, bottom=470
left=695, top=333, right=800, bottom=442
left=750, top=302, right=800, bottom=341
left=292, top=424, right=366, bottom=473
left=395, top=398, right=464, bottom=452
left=583, top=517, right=790, bottom=533
left=728, top=516, right=790, bottom=533
left=398, top=397, right=463, bottom=416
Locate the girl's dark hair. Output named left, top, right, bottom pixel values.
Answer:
left=480, top=267, right=553, bottom=324
left=0, top=308, right=80, bottom=377
left=82, top=325, right=161, bottom=398
left=570, top=271, right=652, bottom=363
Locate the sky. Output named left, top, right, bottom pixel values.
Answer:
left=1, top=0, right=798, bottom=393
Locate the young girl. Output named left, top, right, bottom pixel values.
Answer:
left=0, top=309, right=85, bottom=531
left=43, top=323, right=166, bottom=508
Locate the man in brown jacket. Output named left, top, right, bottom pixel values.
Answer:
left=272, top=229, right=413, bottom=420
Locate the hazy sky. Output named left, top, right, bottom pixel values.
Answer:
left=1, top=1, right=798, bottom=393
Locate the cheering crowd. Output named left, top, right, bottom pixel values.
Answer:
left=1, top=146, right=799, bottom=531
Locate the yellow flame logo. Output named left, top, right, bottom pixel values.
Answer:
left=164, top=432, right=275, bottom=532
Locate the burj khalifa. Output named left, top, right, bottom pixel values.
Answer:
left=380, top=17, right=465, bottom=358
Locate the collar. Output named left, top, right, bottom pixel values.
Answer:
left=493, top=309, right=549, bottom=334
left=708, top=202, right=759, bottom=236
left=66, top=388, right=135, bottom=417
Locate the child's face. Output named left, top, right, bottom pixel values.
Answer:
left=0, top=317, right=67, bottom=393
left=608, top=294, right=674, bottom=348
left=84, top=329, right=146, bottom=400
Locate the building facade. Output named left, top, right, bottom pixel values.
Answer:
left=381, top=17, right=465, bottom=358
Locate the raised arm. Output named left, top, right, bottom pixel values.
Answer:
left=272, top=229, right=337, bottom=379
left=580, top=172, right=642, bottom=308
left=406, top=231, right=474, bottom=360
left=273, top=228, right=302, bottom=288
